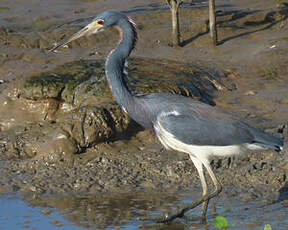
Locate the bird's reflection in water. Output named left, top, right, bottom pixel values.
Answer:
left=26, top=190, right=210, bottom=229
left=141, top=222, right=210, bottom=230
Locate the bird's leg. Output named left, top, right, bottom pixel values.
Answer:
left=141, top=158, right=222, bottom=223
left=190, top=156, right=209, bottom=222
left=202, top=159, right=222, bottom=199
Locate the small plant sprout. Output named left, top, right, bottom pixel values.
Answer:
left=213, top=216, right=228, bottom=229
left=263, top=224, right=272, bottom=230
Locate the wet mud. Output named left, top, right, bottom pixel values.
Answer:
left=0, top=0, right=288, bottom=229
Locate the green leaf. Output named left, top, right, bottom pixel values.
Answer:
left=213, top=216, right=228, bottom=229
left=264, top=224, right=272, bottom=230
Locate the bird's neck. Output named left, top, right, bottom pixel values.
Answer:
left=105, top=17, right=137, bottom=109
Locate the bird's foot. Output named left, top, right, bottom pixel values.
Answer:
left=140, top=199, right=204, bottom=223
left=140, top=210, right=182, bottom=223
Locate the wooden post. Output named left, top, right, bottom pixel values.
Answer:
left=209, top=0, right=218, bottom=46
left=166, top=0, right=182, bottom=47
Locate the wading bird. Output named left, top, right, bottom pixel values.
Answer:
left=51, top=10, right=284, bottom=223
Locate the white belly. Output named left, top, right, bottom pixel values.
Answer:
left=154, top=120, right=263, bottom=161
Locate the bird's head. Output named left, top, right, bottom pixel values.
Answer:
left=50, top=10, right=127, bottom=52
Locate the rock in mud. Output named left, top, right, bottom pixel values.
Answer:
left=57, top=103, right=131, bottom=150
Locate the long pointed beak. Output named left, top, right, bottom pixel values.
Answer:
left=50, top=22, right=101, bottom=52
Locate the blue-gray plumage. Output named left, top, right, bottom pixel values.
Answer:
left=138, top=93, right=282, bottom=149
left=51, top=10, right=284, bottom=222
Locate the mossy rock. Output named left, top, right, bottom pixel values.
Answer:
left=20, top=57, right=229, bottom=108
left=20, top=60, right=108, bottom=104
left=128, top=58, right=227, bottom=104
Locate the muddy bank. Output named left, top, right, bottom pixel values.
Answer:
left=0, top=131, right=287, bottom=229
left=1, top=133, right=287, bottom=195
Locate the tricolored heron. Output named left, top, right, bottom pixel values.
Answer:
left=51, top=10, right=284, bottom=222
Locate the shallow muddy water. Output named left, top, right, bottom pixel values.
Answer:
left=1, top=190, right=287, bottom=230
left=0, top=194, right=86, bottom=230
